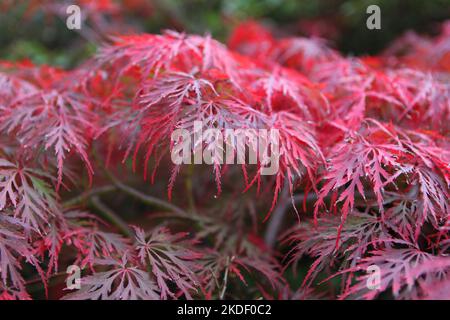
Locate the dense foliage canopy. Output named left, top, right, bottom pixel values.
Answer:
left=0, top=0, right=449, bottom=300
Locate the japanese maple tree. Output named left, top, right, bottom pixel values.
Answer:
left=0, top=3, right=449, bottom=300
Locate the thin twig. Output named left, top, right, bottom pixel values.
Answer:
left=105, top=171, right=189, bottom=217
left=264, top=188, right=319, bottom=248
left=264, top=189, right=378, bottom=248
left=26, top=271, right=67, bottom=286
left=63, top=185, right=117, bottom=207
left=91, top=147, right=189, bottom=217
left=219, top=256, right=234, bottom=300
left=91, top=195, right=134, bottom=238
left=264, top=183, right=291, bottom=248
left=185, top=163, right=196, bottom=212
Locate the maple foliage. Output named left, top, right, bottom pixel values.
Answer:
left=0, top=5, right=449, bottom=300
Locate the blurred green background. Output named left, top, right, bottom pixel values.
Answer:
left=0, top=0, right=449, bottom=68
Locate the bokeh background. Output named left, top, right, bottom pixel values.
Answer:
left=1, top=0, right=449, bottom=68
